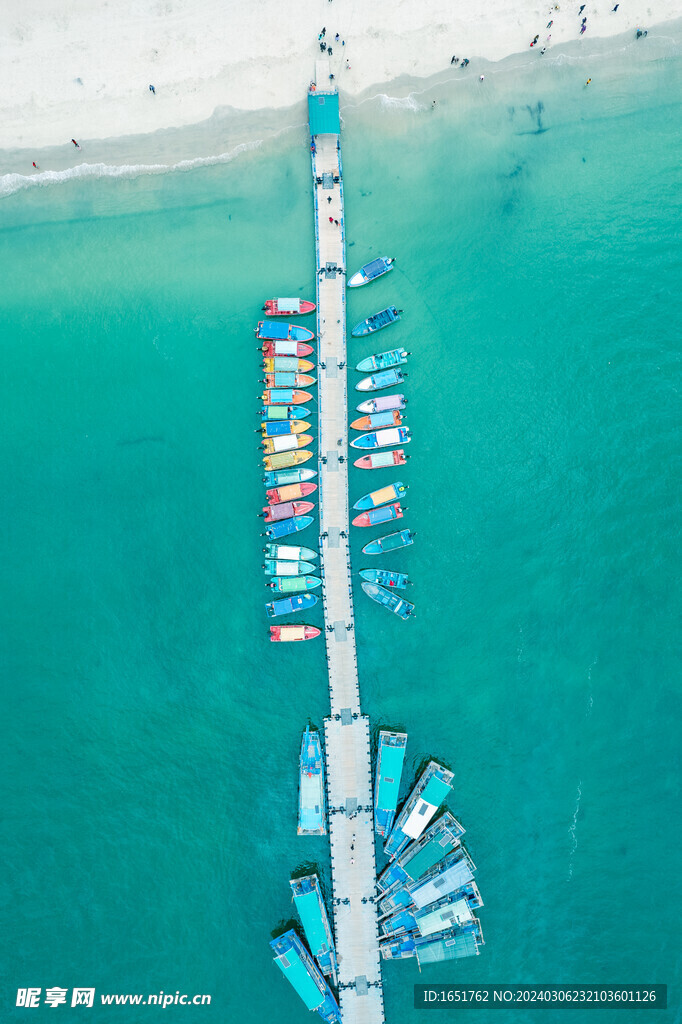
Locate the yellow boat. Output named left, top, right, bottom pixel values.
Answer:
left=262, top=433, right=314, bottom=456
left=262, top=357, right=315, bottom=374
left=261, top=419, right=311, bottom=436
left=263, top=450, right=314, bottom=471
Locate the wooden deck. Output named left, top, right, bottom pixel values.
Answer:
left=311, top=73, right=386, bottom=1024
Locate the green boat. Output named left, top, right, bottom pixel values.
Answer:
left=268, top=576, right=321, bottom=594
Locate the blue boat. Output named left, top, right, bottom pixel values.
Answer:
left=351, top=305, right=402, bottom=337
left=348, top=256, right=395, bottom=288
left=270, top=930, right=340, bottom=1023
left=377, top=811, right=466, bottom=899
left=261, top=405, right=312, bottom=421
left=362, top=529, right=415, bottom=556
left=263, top=468, right=317, bottom=487
left=263, top=542, right=318, bottom=561
left=355, top=368, right=406, bottom=392
left=356, top=348, right=409, bottom=373
left=384, top=761, right=454, bottom=860
left=351, top=426, right=411, bottom=450
left=269, top=576, right=321, bottom=594
left=361, top=581, right=414, bottom=619
left=375, top=731, right=408, bottom=837
left=261, top=419, right=310, bottom=437
left=354, top=481, right=408, bottom=510
left=266, top=594, right=319, bottom=618
left=264, top=559, right=316, bottom=576
left=290, top=874, right=339, bottom=985
left=298, top=727, right=326, bottom=835
left=265, top=515, right=314, bottom=539
left=256, top=320, right=315, bottom=342
left=353, top=504, right=404, bottom=527
left=360, top=568, right=409, bottom=589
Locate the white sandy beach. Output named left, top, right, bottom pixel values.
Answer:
left=2, top=0, right=678, bottom=151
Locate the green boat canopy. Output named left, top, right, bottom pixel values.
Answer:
left=308, top=92, right=340, bottom=135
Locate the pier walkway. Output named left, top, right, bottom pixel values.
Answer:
left=309, top=67, right=385, bottom=1024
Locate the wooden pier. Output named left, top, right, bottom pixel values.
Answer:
left=309, top=65, right=386, bottom=1024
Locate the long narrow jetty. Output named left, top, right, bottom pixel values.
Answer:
left=309, top=64, right=386, bottom=1024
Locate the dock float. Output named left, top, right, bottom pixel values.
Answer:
left=309, top=63, right=386, bottom=1024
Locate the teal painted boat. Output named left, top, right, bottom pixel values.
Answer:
left=362, top=529, right=415, bottom=555
left=263, top=559, right=316, bottom=576
left=263, top=468, right=317, bottom=487
left=261, top=404, right=312, bottom=421
left=268, top=576, right=321, bottom=594
left=356, top=348, right=409, bottom=373
left=354, top=481, right=407, bottom=510
left=360, top=569, right=409, bottom=589
left=351, top=306, right=402, bottom=337
left=361, top=581, right=414, bottom=620
left=263, top=543, right=318, bottom=561
left=374, top=731, right=408, bottom=836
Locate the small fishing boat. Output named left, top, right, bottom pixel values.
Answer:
left=356, top=394, right=406, bottom=414
left=263, top=372, right=316, bottom=389
left=356, top=348, right=408, bottom=373
left=263, top=559, right=316, bottom=576
left=262, top=340, right=314, bottom=358
left=360, top=568, right=409, bottom=589
left=267, top=482, right=317, bottom=504
left=352, top=502, right=404, bottom=528
left=263, top=450, right=313, bottom=471
left=263, top=468, right=317, bottom=487
left=350, top=427, right=411, bottom=450
left=362, top=529, right=415, bottom=555
left=271, top=624, right=321, bottom=642
left=361, top=582, right=414, bottom=620
left=353, top=481, right=407, bottom=510
left=265, top=594, right=319, bottom=618
left=298, top=727, right=326, bottom=834
left=262, top=356, right=315, bottom=374
left=263, top=543, right=318, bottom=562
left=256, top=321, right=315, bottom=342
left=355, top=368, right=405, bottom=392
left=351, top=306, right=402, bottom=338
left=261, top=404, right=312, bottom=421
left=350, top=410, right=403, bottom=431
left=261, top=419, right=311, bottom=437
left=269, top=575, right=321, bottom=594
left=263, top=500, right=315, bottom=523
left=354, top=448, right=408, bottom=470
left=265, top=515, right=315, bottom=539
left=261, top=388, right=313, bottom=406
left=263, top=297, right=316, bottom=316
left=261, top=433, right=314, bottom=455
left=348, top=256, right=395, bottom=288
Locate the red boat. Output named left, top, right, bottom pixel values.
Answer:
left=267, top=482, right=318, bottom=505
left=352, top=502, right=404, bottom=528
left=263, top=298, right=316, bottom=317
left=354, top=448, right=408, bottom=470
left=270, top=624, right=321, bottom=642
left=262, top=500, right=315, bottom=523
left=262, top=340, right=314, bottom=358
left=261, top=389, right=313, bottom=406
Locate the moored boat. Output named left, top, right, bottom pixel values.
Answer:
left=354, top=448, right=408, bottom=470
left=353, top=481, right=407, bottom=510
left=261, top=419, right=311, bottom=437
left=264, top=514, right=315, bottom=539
left=265, top=594, right=318, bottom=618
left=351, top=410, right=403, bottom=431
left=263, top=297, right=316, bottom=316
left=256, top=320, right=315, bottom=342
left=361, top=581, right=414, bottom=620
left=356, top=368, right=405, bottom=392
left=263, top=500, right=315, bottom=523
left=264, top=559, right=316, bottom=576
left=374, top=731, right=408, bottom=837
left=348, top=256, right=395, bottom=288
left=360, top=568, right=409, bottom=589
left=264, top=372, right=316, bottom=389
left=269, top=575, right=321, bottom=594
left=350, top=426, right=411, bottom=450
left=262, top=433, right=313, bottom=455
left=352, top=502, right=404, bottom=528
left=271, top=624, right=321, bottom=642
left=290, top=874, right=339, bottom=986
left=270, top=930, right=340, bottom=1024
left=362, top=529, right=415, bottom=555
left=298, top=726, right=326, bottom=833
left=351, top=305, right=402, bottom=337
left=356, top=348, right=409, bottom=373
left=262, top=340, right=314, bottom=358
left=267, top=482, right=317, bottom=504
left=263, top=468, right=317, bottom=487
left=263, top=356, right=315, bottom=374
left=261, top=388, right=313, bottom=406
left=356, top=393, right=406, bottom=414
left=263, top=543, right=318, bottom=561
left=261, top=404, right=312, bottom=421
left=263, top=450, right=314, bottom=471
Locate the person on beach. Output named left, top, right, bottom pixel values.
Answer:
left=586, top=77, right=592, bottom=84
left=346, top=60, right=351, bottom=69
left=327, top=196, right=332, bottom=203
left=71, top=139, right=80, bottom=148
left=579, top=4, right=585, bottom=11
left=547, top=19, right=553, bottom=27
left=451, top=55, right=459, bottom=64
left=540, top=46, right=547, bottom=53
left=580, top=23, right=586, bottom=33
left=335, top=32, right=340, bottom=41
left=327, top=46, right=333, bottom=55
left=149, top=84, right=155, bottom=94
left=320, top=41, right=326, bottom=51
left=320, top=27, right=326, bottom=37
left=612, top=3, right=619, bottom=8
left=32, top=162, right=39, bottom=169
left=329, top=216, right=333, bottom=223
left=479, top=74, right=485, bottom=80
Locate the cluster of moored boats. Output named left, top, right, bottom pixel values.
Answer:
left=349, top=257, right=416, bottom=621
left=257, top=299, right=322, bottom=643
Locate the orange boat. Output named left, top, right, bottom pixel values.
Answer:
left=261, top=419, right=311, bottom=436
left=262, top=340, right=314, bottom=358
left=354, top=448, right=408, bottom=470
left=351, top=410, right=403, bottom=431
left=270, top=624, right=320, bottom=642
left=262, top=433, right=313, bottom=456
left=267, top=482, right=318, bottom=505
left=263, top=373, right=316, bottom=389
left=262, top=357, right=315, bottom=374
left=261, top=389, right=313, bottom=406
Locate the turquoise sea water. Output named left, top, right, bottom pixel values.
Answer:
left=1, top=32, right=680, bottom=1023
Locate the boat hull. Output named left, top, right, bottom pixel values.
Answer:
left=266, top=594, right=318, bottom=617
left=263, top=500, right=315, bottom=523
left=361, top=582, right=414, bottom=620
left=351, top=411, right=403, bottom=431
left=263, top=298, right=316, bottom=316
left=350, top=427, right=411, bottom=450
left=256, top=321, right=315, bottom=342
left=267, top=482, right=317, bottom=505
left=355, top=368, right=405, bottom=392
left=264, top=373, right=316, bottom=389
left=270, top=624, right=321, bottom=641
left=352, top=503, right=404, bottom=528
left=263, top=450, right=314, bottom=471
left=347, top=257, right=394, bottom=288
left=298, top=728, right=327, bottom=835
left=362, top=529, right=414, bottom=555
left=264, top=560, right=316, bottom=577
left=261, top=389, right=313, bottom=406
left=263, top=543, right=318, bottom=562
left=356, top=394, right=406, bottom=414
left=351, top=306, right=401, bottom=337
left=262, top=340, right=314, bottom=358
left=356, top=349, right=408, bottom=373
left=264, top=515, right=314, bottom=539
left=261, top=419, right=311, bottom=437
left=261, top=404, right=312, bottom=421
left=353, top=482, right=407, bottom=510
left=360, top=569, right=409, bottom=589
left=261, top=433, right=314, bottom=455
left=263, top=468, right=317, bottom=487
left=354, top=449, right=407, bottom=470
left=262, top=357, right=315, bottom=373
left=268, top=575, right=321, bottom=593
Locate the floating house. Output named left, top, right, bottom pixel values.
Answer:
left=383, top=761, right=454, bottom=860
left=290, top=875, right=338, bottom=986
left=270, top=930, right=341, bottom=1023
left=377, top=811, right=465, bottom=897
left=374, top=731, right=408, bottom=837
left=380, top=918, right=484, bottom=964
left=298, top=727, right=327, bottom=836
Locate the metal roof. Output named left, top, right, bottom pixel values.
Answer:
left=295, top=889, right=329, bottom=957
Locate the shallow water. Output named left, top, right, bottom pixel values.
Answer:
left=1, top=33, right=680, bottom=1024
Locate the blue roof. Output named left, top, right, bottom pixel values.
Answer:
left=308, top=92, right=340, bottom=135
